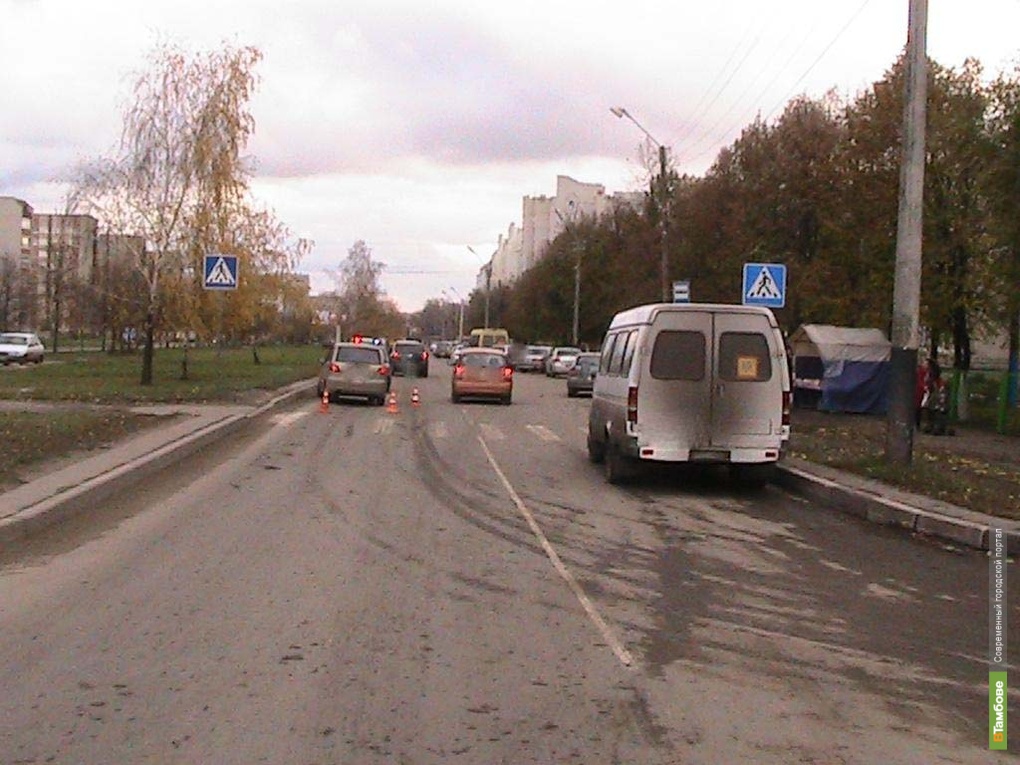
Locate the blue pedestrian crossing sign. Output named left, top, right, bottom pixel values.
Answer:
left=742, top=262, right=786, bottom=308
left=203, top=254, right=239, bottom=290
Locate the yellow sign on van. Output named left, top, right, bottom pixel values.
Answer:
left=736, top=356, right=760, bottom=380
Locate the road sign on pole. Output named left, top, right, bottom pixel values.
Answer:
left=742, top=263, right=786, bottom=308
left=203, top=254, right=239, bottom=290
left=672, top=280, right=690, bottom=303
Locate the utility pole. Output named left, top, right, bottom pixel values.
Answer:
left=658, top=143, right=669, bottom=303
left=572, top=239, right=581, bottom=347
left=610, top=107, right=671, bottom=302
left=484, top=263, right=492, bottom=330
left=886, top=0, right=928, bottom=465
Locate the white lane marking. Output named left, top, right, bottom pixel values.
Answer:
left=271, top=411, right=309, bottom=427
left=526, top=424, right=561, bottom=442
left=431, top=421, right=448, bottom=439
left=373, top=417, right=395, bottom=435
left=477, top=434, right=634, bottom=668
left=479, top=423, right=505, bottom=441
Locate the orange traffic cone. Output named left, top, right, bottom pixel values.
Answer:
left=411, top=388, right=421, bottom=407
left=320, top=388, right=329, bottom=413
left=386, top=391, right=399, bottom=413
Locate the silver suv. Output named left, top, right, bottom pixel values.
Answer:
left=317, top=342, right=391, bottom=405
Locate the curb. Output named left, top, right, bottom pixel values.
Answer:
left=775, top=462, right=1020, bottom=555
left=0, top=380, right=314, bottom=545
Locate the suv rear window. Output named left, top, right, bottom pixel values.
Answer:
left=395, top=342, right=423, bottom=353
left=336, top=346, right=383, bottom=364
left=650, top=330, right=705, bottom=380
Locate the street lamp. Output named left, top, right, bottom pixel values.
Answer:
left=467, top=245, right=491, bottom=329
left=611, top=106, right=671, bottom=302
left=554, top=204, right=582, bottom=347
left=446, top=286, right=465, bottom=340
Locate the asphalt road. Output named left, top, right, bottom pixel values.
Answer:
left=0, top=360, right=1014, bottom=764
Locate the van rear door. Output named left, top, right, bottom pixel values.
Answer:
left=639, top=310, right=714, bottom=455
left=711, top=313, right=780, bottom=447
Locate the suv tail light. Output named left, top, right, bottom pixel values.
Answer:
left=390, top=351, right=401, bottom=360
left=502, top=366, right=513, bottom=379
left=422, top=351, right=429, bottom=360
left=329, top=362, right=341, bottom=373
left=378, top=364, right=391, bottom=376
left=627, top=385, right=638, bottom=424
left=454, top=364, right=465, bottom=379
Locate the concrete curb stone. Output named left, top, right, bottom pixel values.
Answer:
left=777, top=457, right=1020, bottom=554
left=0, top=379, right=314, bottom=545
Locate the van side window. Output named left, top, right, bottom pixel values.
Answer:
left=599, top=333, right=617, bottom=374
left=620, top=330, right=638, bottom=375
left=719, top=332, right=772, bottom=382
left=650, top=330, right=705, bottom=380
left=608, top=331, right=628, bottom=374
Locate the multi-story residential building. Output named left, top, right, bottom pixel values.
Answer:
left=479, top=175, right=644, bottom=290
left=31, top=213, right=99, bottom=284
left=0, top=196, right=38, bottom=328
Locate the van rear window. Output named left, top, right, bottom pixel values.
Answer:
left=719, top=332, right=772, bottom=381
left=650, top=331, right=705, bottom=380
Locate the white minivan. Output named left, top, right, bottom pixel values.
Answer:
left=586, top=303, right=791, bottom=484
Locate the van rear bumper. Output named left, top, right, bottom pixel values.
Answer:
left=632, top=443, right=782, bottom=464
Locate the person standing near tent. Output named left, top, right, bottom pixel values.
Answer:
left=915, top=358, right=929, bottom=429
left=923, top=359, right=950, bottom=435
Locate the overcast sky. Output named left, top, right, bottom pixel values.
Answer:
left=2, top=0, right=1018, bottom=312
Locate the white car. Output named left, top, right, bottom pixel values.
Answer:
left=0, top=332, right=45, bottom=365
left=545, top=346, right=582, bottom=377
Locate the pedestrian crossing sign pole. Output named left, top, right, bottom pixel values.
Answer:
left=742, top=262, right=786, bottom=308
left=203, top=254, right=239, bottom=291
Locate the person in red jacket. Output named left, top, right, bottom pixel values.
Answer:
left=914, top=359, right=929, bottom=429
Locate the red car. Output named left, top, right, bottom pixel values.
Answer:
left=451, top=348, right=513, bottom=405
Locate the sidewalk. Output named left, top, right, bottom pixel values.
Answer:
left=0, top=380, right=311, bottom=544
left=1, top=379, right=1018, bottom=553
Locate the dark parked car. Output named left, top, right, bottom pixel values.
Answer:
left=566, top=352, right=600, bottom=397
left=390, top=339, right=429, bottom=377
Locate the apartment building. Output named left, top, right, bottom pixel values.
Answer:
left=478, top=175, right=644, bottom=290
left=31, top=213, right=99, bottom=284
left=0, top=196, right=38, bottom=328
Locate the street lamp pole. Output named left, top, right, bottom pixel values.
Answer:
left=554, top=206, right=582, bottom=347
left=611, top=106, right=671, bottom=302
left=468, top=245, right=491, bottom=329
left=448, top=286, right=465, bottom=340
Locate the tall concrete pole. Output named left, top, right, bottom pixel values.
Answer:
left=484, top=263, right=491, bottom=330
left=886, top=0, right=928, bottom=464
left=659, top=143, right=670, bottom=302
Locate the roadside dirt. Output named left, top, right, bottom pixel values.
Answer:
left=788, top=408, right=1020, bottom=520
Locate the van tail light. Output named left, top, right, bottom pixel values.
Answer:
left=454, top=364, right=465, bottom=379
left=502, top=366, right=513, bottom=379
left=627, top=386, right=638, bottom=424
left=378, top=364, right=391, bottom=376
left=782, top=390, right=791, bottom=428
left=329, top=362, right=341, bottom=373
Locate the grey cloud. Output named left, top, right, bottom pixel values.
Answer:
left=253, top=12, right=627, bottom=177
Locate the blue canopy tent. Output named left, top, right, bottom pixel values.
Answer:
left=790, top=325, right=892, bottom=414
